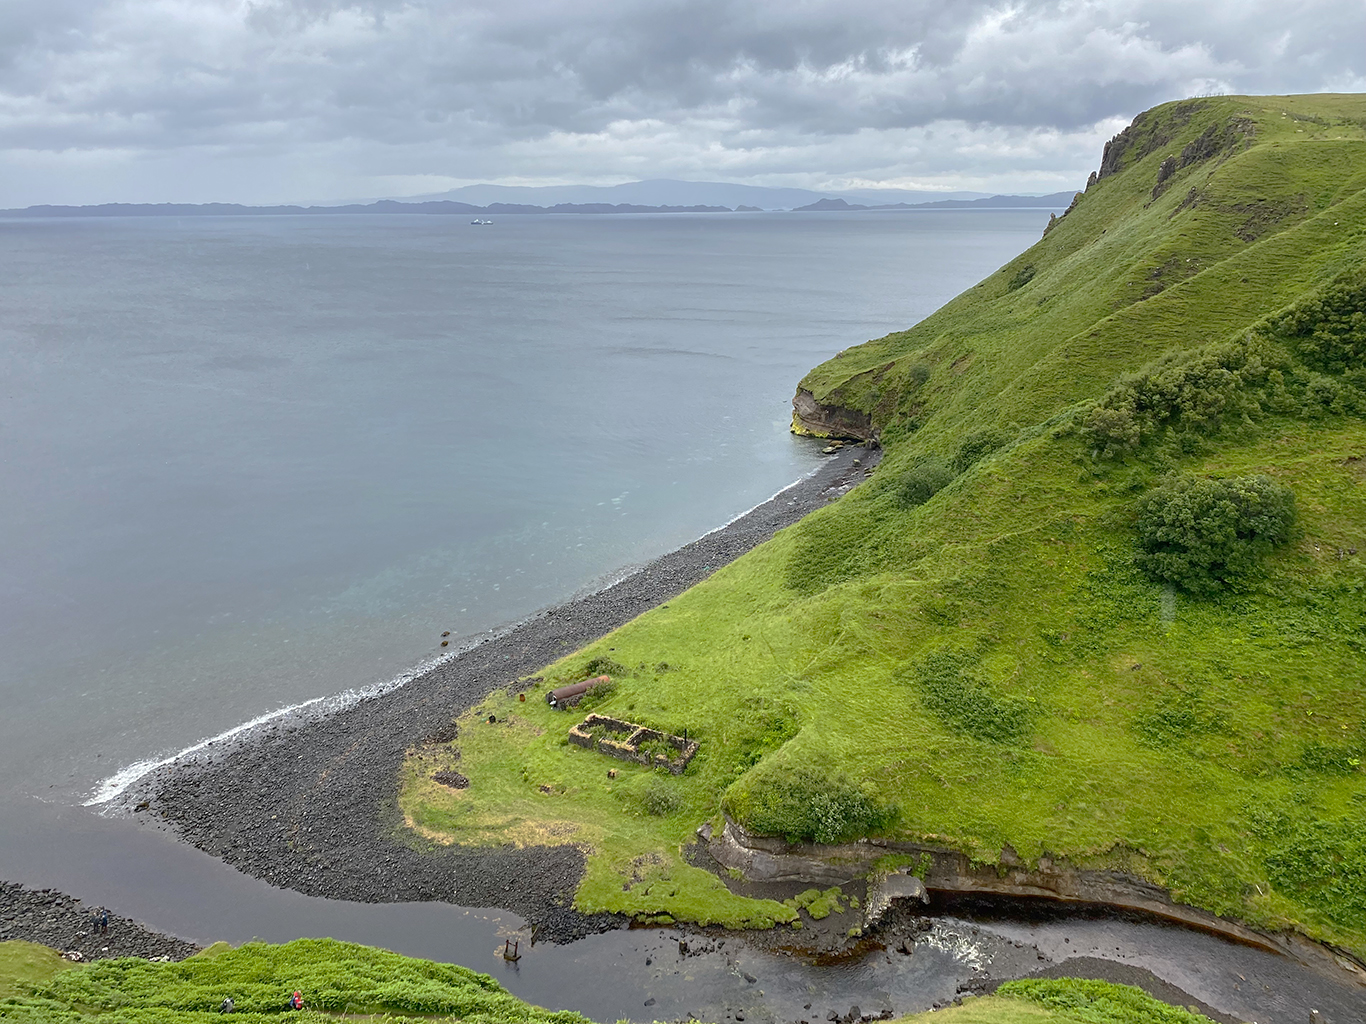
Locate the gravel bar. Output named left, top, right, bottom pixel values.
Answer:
left=0, top=880, right=199, bottom=961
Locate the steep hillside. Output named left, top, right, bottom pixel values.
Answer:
left=401, top=95, right=1366, bottom=956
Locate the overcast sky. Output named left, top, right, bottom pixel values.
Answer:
left=1, top=0, right=1363, bottom=206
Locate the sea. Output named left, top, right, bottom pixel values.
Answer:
left=0, top=208, right=1051, bottom=809
left=3, top=207, right=1360, bottom=1024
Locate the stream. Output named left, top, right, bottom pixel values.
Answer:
left=2, top=797, right=1362, bottom=1024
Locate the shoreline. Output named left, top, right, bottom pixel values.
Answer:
left=0, top=880, right=198, bottom=961
left=118, top=445, right=880, bottom=942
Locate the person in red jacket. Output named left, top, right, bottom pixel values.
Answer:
left=288, top=990, right=304, bottom=1011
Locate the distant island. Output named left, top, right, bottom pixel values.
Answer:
left=792, top=192, right=1078, bottom=211
left=0, top=193, right=1077, bottom=218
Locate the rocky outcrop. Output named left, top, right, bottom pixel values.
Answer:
left=791, top=388, right=877, bottom=441
left=708, top=818, right=888, bottom=885
left=707, top=822, right=1366, bottom=985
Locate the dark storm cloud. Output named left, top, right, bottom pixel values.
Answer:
left=0, top=0, right=1362, bottom=203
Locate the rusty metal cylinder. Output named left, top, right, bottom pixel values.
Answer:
left=547, top=674, right=610, bottom=708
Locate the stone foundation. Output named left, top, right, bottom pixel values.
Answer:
left=568, top=714, right=699, bottom=775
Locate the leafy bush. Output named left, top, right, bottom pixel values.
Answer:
left=723, top=760, right=898, bottom=845
left=901, top=646, right=1032, bottom=744
left=713, top=697, right=801, bottom=789
left=641, top=776, right=683, bottom=817
left=1271, top=271, right=1366, bottom=375
left=581, top=656, right=628, bottom=678
left=574, top=678, right=618, bottom=711
left=1007, top=264, right=1036, bottom=291
left=892, top=456, right=954, bottom=508
left=1133, top=474, right=1297, bottom=593
left=1080, top=340, right=1280, bottom=457
left=784, top=886, right=846, bottom=919
left=1131, top=689, right=1227, bottom=747
left=950, top=427, right=1011, bottom=473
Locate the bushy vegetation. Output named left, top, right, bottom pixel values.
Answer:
left=402, top=94, right=1366, bottom=952
left=894, top=457, right=955, bottom=508
left=0, top=939, right=585, bottom=1023
left=1079, top=339, right=1282, bottom=457
left=1272, top=269, right=1366, bottom=375
left=723, top=759, right=898, bottom=845
left=1132, top=474, right=1297, bottom=593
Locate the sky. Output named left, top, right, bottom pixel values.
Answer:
left=1, top=0, right=1363, bottom=207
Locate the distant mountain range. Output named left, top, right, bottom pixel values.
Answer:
left=793, top=193, right=1078, bottom=211
left=374, top=179, right=1000, bottom=210
left=2, top=190, right=1078, bottom=219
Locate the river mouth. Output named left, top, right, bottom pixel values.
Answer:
left=6, top=796, right=1366, bottom=1024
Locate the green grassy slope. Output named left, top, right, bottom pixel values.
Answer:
left=0, top=938, right=590, bottom=1022
left=402, top=95, right=1366, bottom=952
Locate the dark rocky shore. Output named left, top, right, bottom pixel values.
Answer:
left=125, top=445, right=879, bottom=943
left=0, top=880, right=198, bottom=961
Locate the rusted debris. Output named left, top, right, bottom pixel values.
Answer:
left=547, top=674, right=611, bottom=709
left=502, top=939, right=520, bottom=961
left=568, top=714, right=699, bottom=775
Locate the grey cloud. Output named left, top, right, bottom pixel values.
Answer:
left=0, top=0, right=1361, bottom=203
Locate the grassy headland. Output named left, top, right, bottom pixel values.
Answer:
left=400, top=94, right=1366, bottom=952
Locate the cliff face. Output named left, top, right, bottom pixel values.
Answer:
left=791, top=387, right=877, bottom=441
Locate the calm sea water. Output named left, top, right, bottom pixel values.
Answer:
left=0, top=210, right=1050, bottom=805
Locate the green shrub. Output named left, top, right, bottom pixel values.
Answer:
left=581, top=656, right=628, bottom=678
left=574, top=678, right=618, bottom=711
left=1271, top=270, right=1366, bottom=375
left=1006, top=264, right=1036, bottom=291
left=901, top=646, right=1032, bottom=744
left=641, top=776, right=683, bottom=817
left=951, top=427, right=1011, bottom=473
left=893, top=456, right=955, bottom=508
left=723, top=760, right=898, bottom=845
left=1133, top=474, right=1297, bottom=593
left=784, top=886, right=847, bottom=919
left=1080, top=340, right=1279, bottom=457
left=1132, top=689, right=1227, bottom=747
left=715, top=696, right=802, bottom=787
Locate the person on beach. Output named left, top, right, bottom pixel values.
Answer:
left=289, top=990, right=304, bottom=1011
left=89, top=908, right=99, bottom=935
left=100, top=908, right=109, bottom=935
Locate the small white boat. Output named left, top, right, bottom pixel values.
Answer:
left=470, top=218, right=492, bottom=225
